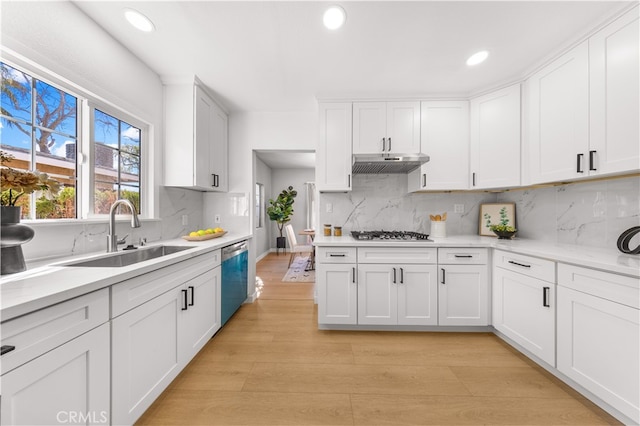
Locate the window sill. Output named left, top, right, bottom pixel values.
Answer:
left=22, top=218, right=161, bottom=227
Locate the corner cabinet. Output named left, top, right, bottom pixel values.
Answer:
left=164, top=79, right=228, bottom=191
left=353, top=101, right=421, bottom=155
left=408, top=101, right=469, bottom=192
left=469, top=84, right=521, bottom=189
left=317, top=103, right=352, bottom=192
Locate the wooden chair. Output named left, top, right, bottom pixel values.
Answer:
left=284, top=224, right=313, bottom=267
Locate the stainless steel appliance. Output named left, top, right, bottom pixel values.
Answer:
left=351, top=230, right=432, bottom=241
left=352, top=153, right=430, bottom=174
left=221, top=240, right=248, bottom=326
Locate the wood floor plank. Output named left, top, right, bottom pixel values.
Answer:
left=170, top=360, right=254, bottom=392
left=196, top=341, right=355, bottom=364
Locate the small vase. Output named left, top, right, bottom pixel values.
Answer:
left=493, top=230, right=516, bottom=240
left=1, top=206, right=35, bottom=275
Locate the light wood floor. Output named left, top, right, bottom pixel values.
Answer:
left=137, top=252, right=620, bottom=425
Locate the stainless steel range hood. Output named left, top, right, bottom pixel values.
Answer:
left=352, top=153, right=430, bottom=174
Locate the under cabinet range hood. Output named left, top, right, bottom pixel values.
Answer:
left=352, top=153, right=430, bottom=174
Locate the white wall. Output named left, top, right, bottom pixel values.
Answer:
left=254, top=156, right=272, bottom=259
left=270, top=168, right=315, bottom=249
left=1, top=1, right=204, bottom=262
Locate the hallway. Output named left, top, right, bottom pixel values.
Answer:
left=136, top=253, right=618, bottom=425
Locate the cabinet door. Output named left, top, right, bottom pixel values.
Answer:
left=112, top=288, right=182, bottom=425
left=317, top=263, right=357, bottom=325
left=439, top=265, right=489, bottom=326
left=557, top=286, right=639, bottom=424
left=528, top=42, right=589, bottom=184
left=386, top=101, right=421, bottom=154
left=194, top=85, right=215, bottom=189
left=358, top=264, right=396, bottom=325
left=210, top=102, right=228, bottom=192
left=470, top=84, right=521, bottom=189
left=181, top=268, right=221, bottom=362
left=1, top=323, right=110, bottom=426
left=317, top=103, right=352, bottom=191
left=589, top=6, right=640, bottom=177
left=353, top=102, right=386, bottom=154
left=409, top=101, right=469, bottom=192
left=492, top=267, right=555, bottom=366
left=397, top=264, right=438, bottom=325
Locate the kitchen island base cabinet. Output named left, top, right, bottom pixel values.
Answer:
left=0, top=323, right=110, bottom=426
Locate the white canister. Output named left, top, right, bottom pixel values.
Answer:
left=430, top=220, right=446, bottom=239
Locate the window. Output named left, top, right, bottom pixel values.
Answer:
left=1, top=61, right=147, bottom=220
left=1, top=62, right=78, bottom=219
left=255, top=182, right=264, bottom=228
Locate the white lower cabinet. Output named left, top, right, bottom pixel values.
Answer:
left=557, top=264, right=639, bottom=424
left=1, top=323, right=110, bottom=426
left=317, top=247, right=357, bottom=325
left=492, top=251, right=556, bottom=366
left=111, top=252, right=221, bottom=425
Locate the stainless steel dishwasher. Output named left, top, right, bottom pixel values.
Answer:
left=221, top=240, right=248, bottom=326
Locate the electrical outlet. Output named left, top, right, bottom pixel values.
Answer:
left=326, top=203, right=333, bottom=213
left=214, top=214, right=221, bottom=223
left=454, top=204, right=464, bottom=214
left=181, top=215, right=189, bottom=226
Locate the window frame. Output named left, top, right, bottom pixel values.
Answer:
left=255, top=182, right=264, bottom=229
left=1, top=57, right=153, bottom=222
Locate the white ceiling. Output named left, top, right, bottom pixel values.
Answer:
left=256, top=151, right=316, bottom=169
left=73, top=1, right=630, bottom=113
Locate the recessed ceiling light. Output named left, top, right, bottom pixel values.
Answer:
left=466, top=50, right=489, bottom=66
left=124, top=8, right=155, bottom=32
left=323, top=5, right=346, bottom=30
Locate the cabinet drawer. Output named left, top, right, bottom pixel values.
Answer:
left=112, top=251, right=218, bottom=317
left=358, top=247, right=437, bottom=264
left=493, top=250, right=555, bottom=283
left=558, top=263, right=639, bottom=309
left=1, top=288, right=109, bottom=375
left=316, top=247, right=357, bottom=263
left=438, top=247, right=488, bottom=264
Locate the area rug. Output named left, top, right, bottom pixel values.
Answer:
left=282, top=255, right=315, bottom=282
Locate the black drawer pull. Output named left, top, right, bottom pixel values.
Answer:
left=400, top=267, right=404, bottom=284
left=441, top=268, right=446, bottom=284
left=1, top=345, right=16, bottom=355
left=188, top=286, right=195, bottom=306
left=329, top=254, right=346, bottom=257
left=577, top=153, right=584, bottom=173
left=352, top=267, right=356, bottom=284
left=508, top=260, right=531, bottom=268
left=454, top=255, right=473, bottom=258
left=543, top=287, right=550, bottom=307
left=181, top=289, right=188, bottom=311
left=392, top=267, right=397, bottom=284
left=589, top=150, right=597, bottom=171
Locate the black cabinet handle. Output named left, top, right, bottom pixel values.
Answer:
left=543, top=287, right=550, bottom=307
left=388, top=137, right=391, bottom=152
left=352, top=267, right=356, bottom=283
left=188, top=286, right=195, bottom=306
left=441, top=268, right=446, bottom=284
left=508, top=260, right=531, bottom=268
left=577, top=153, right=584, bottom=173
left=181, top=289, right=188, bottom=311
left=329, top=253, right=346, bottom=257
left=400, top=267, right=404, bottom=284
left=1, top=345, right=16, bottom=355
left=382, top=138, right=386, bottom=152
left=472, top=172, right=476, bottom=187
left=589, top=150, right=597, bottom=171
left=454, top=255, right=473, bottom=258
left=422, top=173, right=426, bottom=188
left=348, top=174, right=351, bottom=188
left=212, top=174, right=216, bottom=187
left=392, top=267, right=397, bottom=283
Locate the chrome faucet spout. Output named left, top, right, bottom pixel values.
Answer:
left=107, top=199, right=141, bottom=253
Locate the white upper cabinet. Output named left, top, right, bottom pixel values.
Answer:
left=353, top=101, right=420, bottom=154
left=527, top=42, right=590, bottom=184
left=317, top=102, right=353, bottom=192
left=408, top=101, right=469, bottom=192
left=589, top=6, right=640, bottom=177
left=164, top=79, right=228, bottom=191
left=470, top=84, right=521, bottom=189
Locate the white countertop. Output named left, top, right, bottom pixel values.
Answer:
left=0, top=233, right=252, bottom=322
left=314, top=235, right=640, bottom=277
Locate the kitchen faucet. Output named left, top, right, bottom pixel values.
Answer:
left=107, top=199, right=141, bottom=252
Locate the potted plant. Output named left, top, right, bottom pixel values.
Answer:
left=1, top=150, right=60, bottom=274
left=266, top=186, right=297, bottom=252
left=484, top=207, right=517, bottom=239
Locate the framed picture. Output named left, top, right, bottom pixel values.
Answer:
left=479, top=203, right=516, bottom=236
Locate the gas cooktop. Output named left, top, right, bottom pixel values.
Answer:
left=351, top=231, right=432, bottom=241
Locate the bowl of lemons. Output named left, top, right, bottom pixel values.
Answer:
left=182, top=227, right=226, bottom=241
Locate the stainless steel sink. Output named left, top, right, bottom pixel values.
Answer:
left=64, top=245, right=192, bottom=267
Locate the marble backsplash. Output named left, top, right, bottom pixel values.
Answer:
left=319, top=174, right=639, bottom=251
left=20, top=187, right=204, bottom=263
